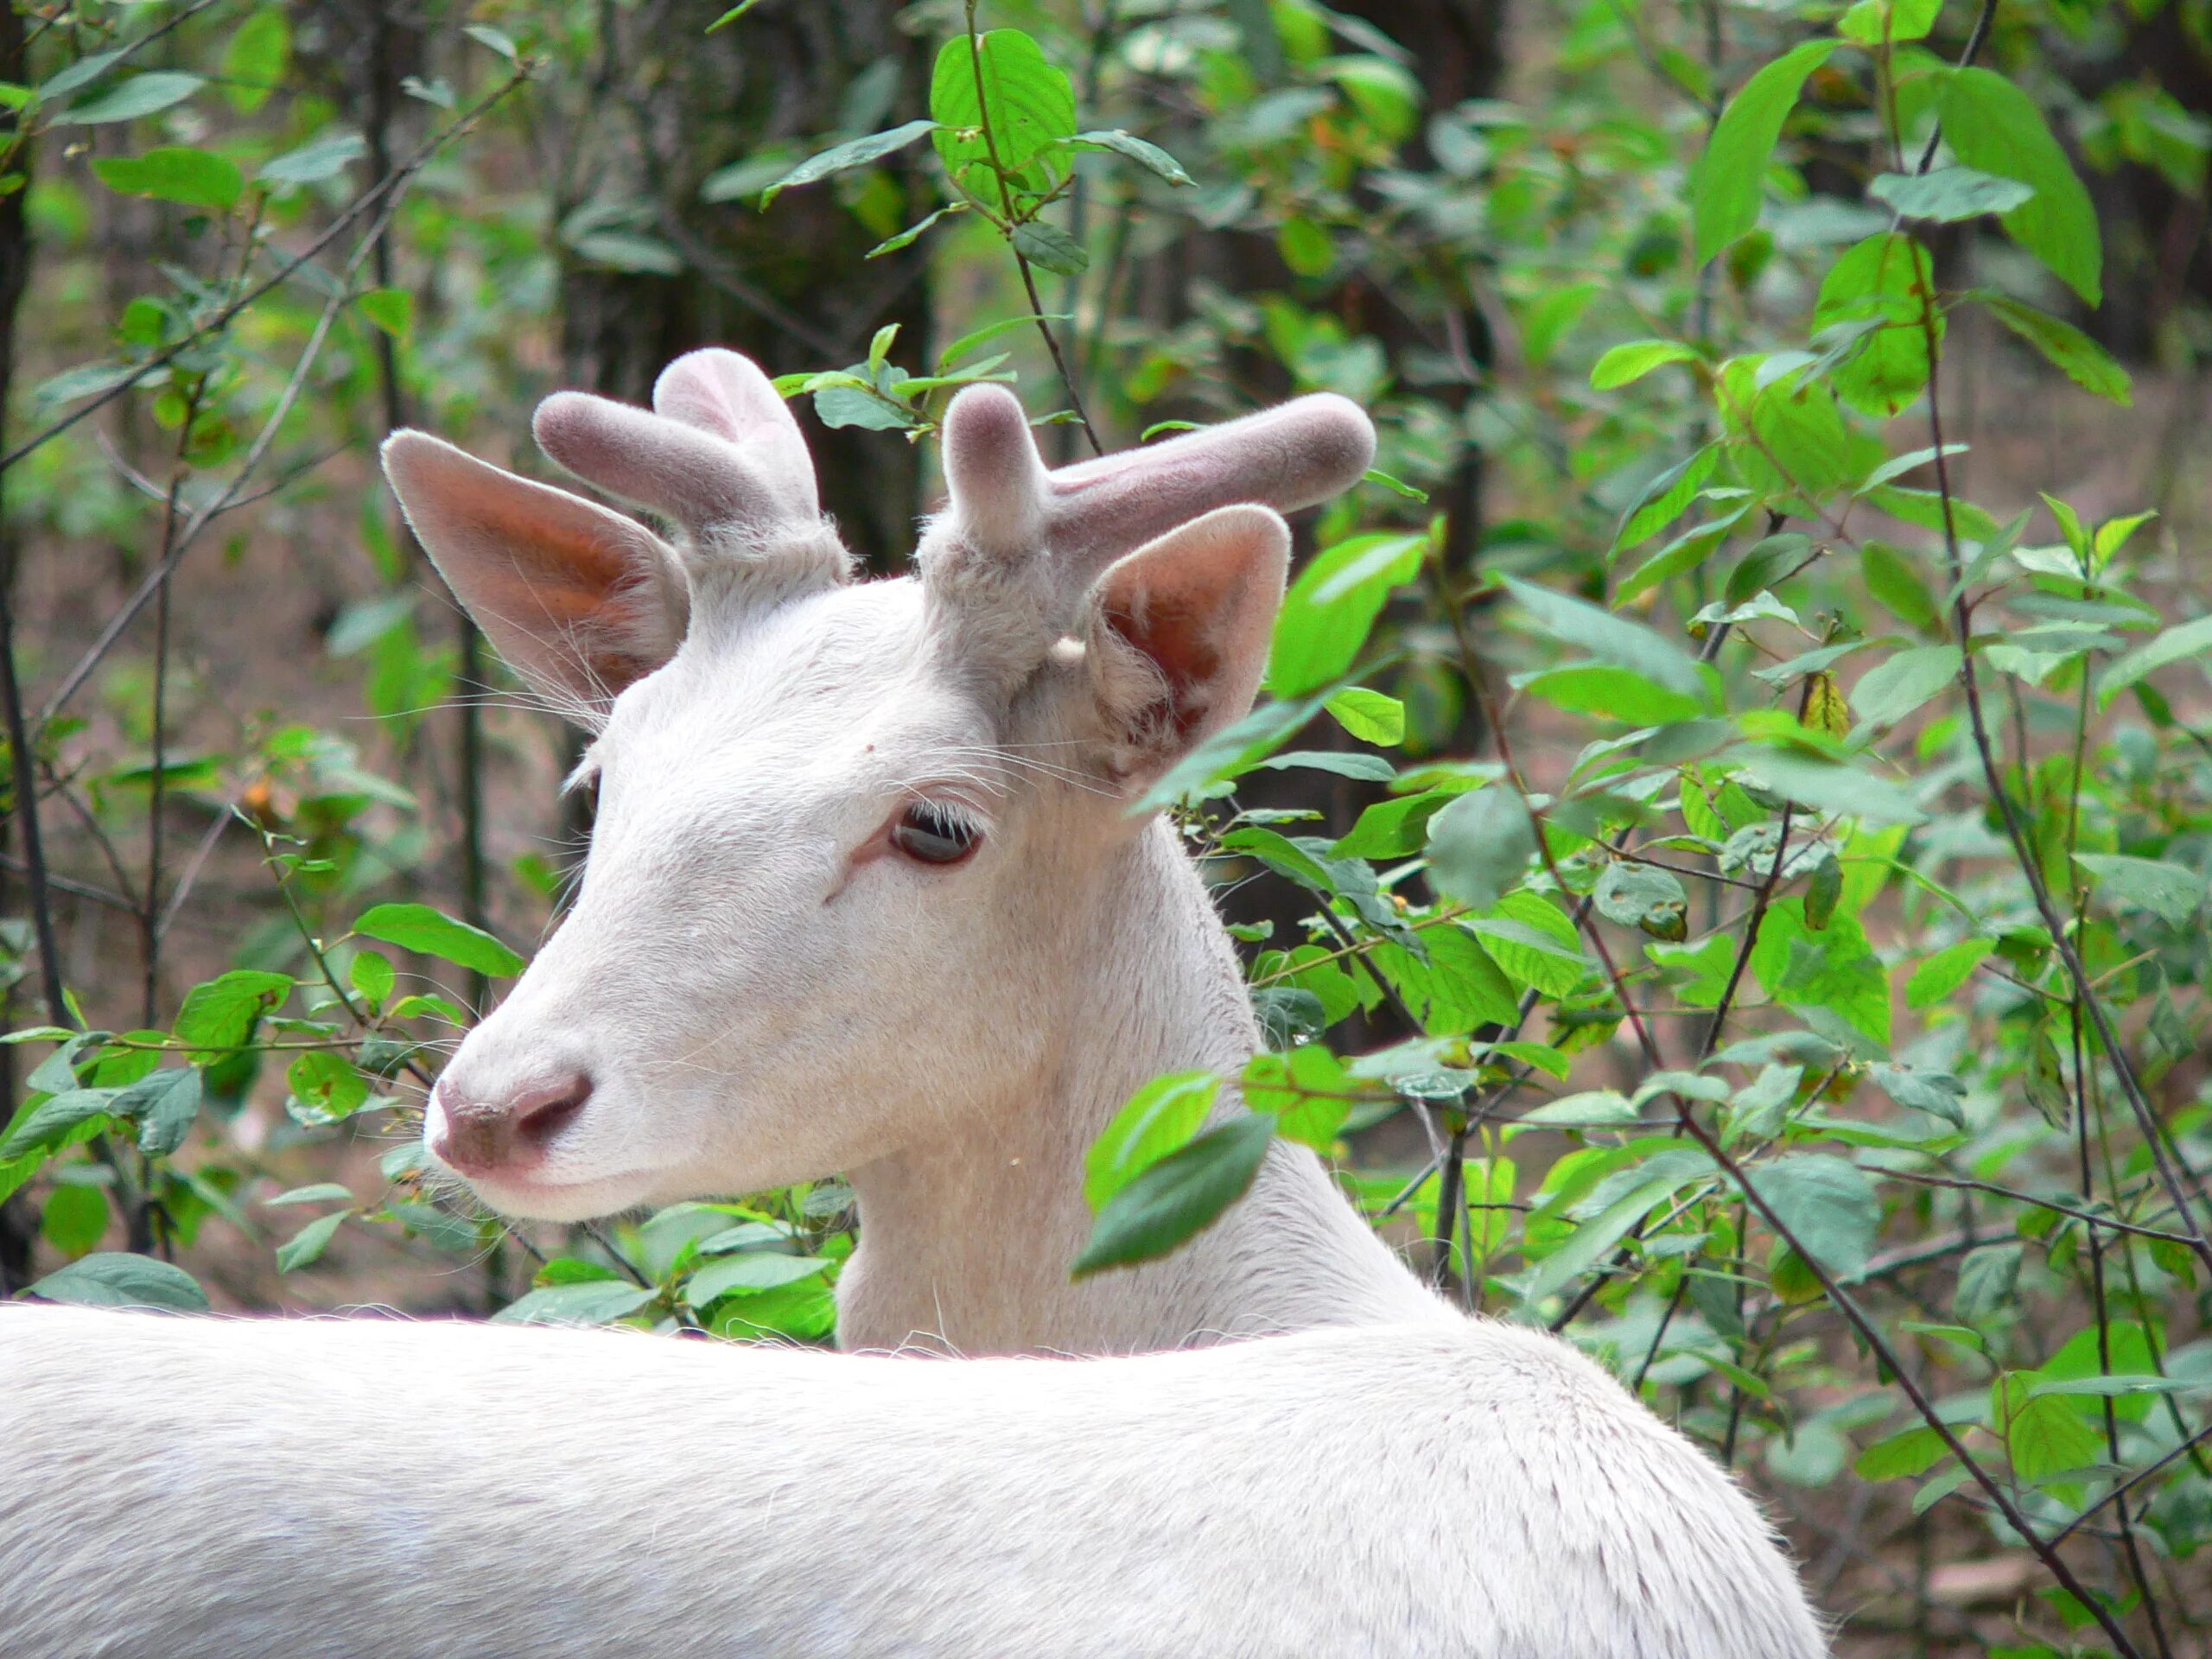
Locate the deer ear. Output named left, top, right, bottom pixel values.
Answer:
left=383, top=431, right=687, bottom=721
left=1079, top=505, right=1290, bottom=793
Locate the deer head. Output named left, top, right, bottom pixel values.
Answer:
left=383, top=348, right=1372, bottom=1223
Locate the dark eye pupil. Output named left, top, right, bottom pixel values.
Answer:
left=892, top=802, right=977, bottom=865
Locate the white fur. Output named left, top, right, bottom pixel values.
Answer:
left=0, top=358, right=1827, bottom=1656
left=0, top=1307, right=1821, bottom=1658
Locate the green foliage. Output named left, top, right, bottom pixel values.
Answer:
left=351, top=903, right=526, bottom=979
left=3, top=3, right=2209, bottom=1649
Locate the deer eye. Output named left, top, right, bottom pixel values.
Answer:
left=890, top=801, right=981, bottom=866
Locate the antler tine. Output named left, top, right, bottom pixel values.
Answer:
left=931, top=385, right=1374, bottom=627
left=531, top=349, right=823, bottom=555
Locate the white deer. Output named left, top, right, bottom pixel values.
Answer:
left=0, top=349, right=1825, bottom=1658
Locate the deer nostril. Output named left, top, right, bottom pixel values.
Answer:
left=514, top=1075, right=592, bottom=1151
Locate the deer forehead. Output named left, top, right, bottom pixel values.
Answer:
left=594, top=576, right=1007, bottom=817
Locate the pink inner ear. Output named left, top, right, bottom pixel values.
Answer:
left=384, top=432, right=683, bottom=710
left=1103, top=586, right=1225, bottom=737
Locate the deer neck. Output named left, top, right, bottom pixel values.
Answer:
left=839, top=816, right=1444, bottom=1357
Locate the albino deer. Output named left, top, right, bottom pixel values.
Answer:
left=0, top=350, right=1825, bottom=1657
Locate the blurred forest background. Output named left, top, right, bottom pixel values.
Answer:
left=3, top=0, right=2212, bottom=1652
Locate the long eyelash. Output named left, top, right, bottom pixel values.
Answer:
left=906, top=798, right=982, bottom=838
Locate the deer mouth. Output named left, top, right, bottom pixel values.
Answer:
left=461, top=1163, right=666, bottom=1224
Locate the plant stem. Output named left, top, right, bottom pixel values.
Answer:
left=963, top=0, right=1101, bottom=454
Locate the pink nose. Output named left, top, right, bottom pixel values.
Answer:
left=429, top=1073, right=593, bottom=1178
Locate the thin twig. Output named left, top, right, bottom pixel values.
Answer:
left=963, top=0, right=1101, bottom=454
left=0, top=67, right=530, bottom=484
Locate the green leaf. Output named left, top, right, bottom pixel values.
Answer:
left=1243, top=1046, right=1356, bottom=1150
left=1008, top=216, right=1089, bottom=275
left=493, top=1281, right=658, bottom=1325
left=566, top=230, right=683, bottom=276
left=1993, top=1372, right=2106, bottom=1485
left=1517, top=664, right=1707, bottom=725
left=0, top=1089, right=117, bottom=1160
left=1612, top=447, right=1719, bottom=556
left=2027, top=1373, right=2197, bottom=1402
left=41, top=1184, right=109, bottom=1258
left=1520, top=1090, right=1638, bottom=1128
left=1592, top=862, right=1688, bottom=940
left=2038, top=1323, right=2167, bottom=1423
left=1939, top=68, right=2102, bottom=306
left=1868, top=168, right=2033, bottom=221
left=930, top=30, right=1077, bottom=193
left=1255, top=750, right=1396, bottom=783
left=1590, top=340, right=1700, bottom=390
left=356, top=287, right=415, bottom=340
left=1072, top=1112, right=1274, bottom=1277
left=686, top=1252, right=831, bottom=1300
left=1085, top=1071, right=1220, bottom=1209
left=1692, top=41, right=1839, bottom=263
left=286, top=1052, right=372, bottom=1125
left=1837, top=0, right=1942, bottom=42
left=1860, top=541, right=1941, bottom=631
left=1526, top=1160, right=1709, bottom=1303
left=1647, top=933, right=1737, bottom=1007
left=1855, top=1425, right=1949, bottom=1482
left=38, top=48, right=126, bottom=103
left=275, top=1210, right=346, bottom=1273
left=1426, top=786, right=1535, bottom=911
left=936, top=312, right=1071, bottom=371
left=1814, top=234, right=1938, bottom=417
left=1521, top=280, right=1599, bottom=367
left=1802, top=850, right=1843, bottom=931
left=865, top=204, right=965, bottom=258
left=265, top=1182, right=353, bottom=1206
left=1471, top=893, right=1590, bottom=999
left=350, top=950, right=395, bottom=1008
left=1503, top=576, right=1707, bottom=701
left=706, top=0, right=767, bottom=30
left=115, top=1066, right=201, bottom=1156
left=1325, top=687, right=1405, bottom=746
left=1976, top=294, right=2133, bottom=406
left=2072, top=853, right=2205, bottom=928
left=1379, top=926, right=1521, bottom=1033
left=461, top=23, right=519, bottom=60
left=1907, top=938, right=1992, bottom=1008
left=29, top=1251, right=207, bottom=1311
left=2100, top=613, right=2212, bottom=704
left=57, top=73, right=203, bottom=125
left=223, top=8, right=290, bottom=113
left=1954, top=1240, right=2023, bottom=1324
left=1072, top=128, right=1192, bottom=185
left=760, top=119, right=940, bottom=207
left=1751, top=900, right=1892, bottom=1046
left=1868, top=1063, right=1966, bottom=1127
left=173, top=969, right=293, bottom=1057
left=1331, top=785, right=1478, bottom=861
left=26, top=1033, right=102, bottom=1096
left=353, top=902, right=526, bottom=977
left=259, top=132, right=366, bottom=186
left=1737, top=750, right=1925, bottom=828
left=1717, top=356, right=1874, bottom=504
left=1266, top=531, right=1426, bottom=696
left=1851, top=645, right=1961, bottom=728
left=92, top=147, right=244, bottom=211
left=1751, top=1153, right=1879, bottom=1281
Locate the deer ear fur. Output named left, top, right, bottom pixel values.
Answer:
left=1078, top=505, right=1290, bottom=794
left=382, top=431, right=687, bottom=721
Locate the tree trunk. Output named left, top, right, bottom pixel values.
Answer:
left=552, top=1, right=934, bottom=570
